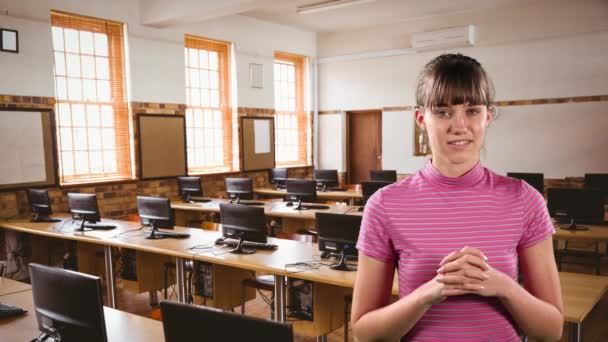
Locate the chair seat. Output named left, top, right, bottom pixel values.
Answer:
left=243, top=275, right=275, bottom=292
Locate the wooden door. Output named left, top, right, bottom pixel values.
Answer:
left=347, top=110, right=382, bottom=184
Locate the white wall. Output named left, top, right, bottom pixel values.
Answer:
left=0, top=0, right=316, bottom=108
left=316, top=0, right=608, bottom=177
left=318, top=113, right=345, bottom=172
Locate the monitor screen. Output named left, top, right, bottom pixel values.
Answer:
left=286, top=179, right=317, bottom=208
left=269, top=168, right=288, bottom=188
left=361, top=181, right=391, bottom=205
left=225, top=178, right=254, bottom=201
left=177, top=176, right=203, bottom=201
left=370, top=170, right=397, bottom=183
left=314, top=169, right=339, bottom=190
left=507, top=172, right=544, bottom=195
left=547, top=188, right=605, bottom=224
left=29, top=263, right=107, bottom=342
left=584, top=174, right=608, bottom=192
left=315, top=212, right=362, bottom=271
left=27, top=189, right=56, bottom=222
left=67, top=193, right=101, bottom=223
left=161, top=301, right=293, bottom=342
left=137, top=196, right=175, bottom=230
left=220, top=203, right=267, bottom=254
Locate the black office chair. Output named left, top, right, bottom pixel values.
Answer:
left=161, top=300, right=293, bottom=342
left=269, top=168, right=288, bottom=189
left=361, top=181, right=392, bottom=205
left=29, top=263, right=107, bottom=342
left=370, top=170, right=397, bottom=183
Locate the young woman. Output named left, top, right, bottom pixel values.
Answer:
left=351, top=54, right=563, bottom=341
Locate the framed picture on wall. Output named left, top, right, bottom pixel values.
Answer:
left=0, top=28, right=19, bottom=53
left=249, top=63, right=263, bottom=89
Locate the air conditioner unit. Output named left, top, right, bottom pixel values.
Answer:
left=411, top=25, right=476, bottom=51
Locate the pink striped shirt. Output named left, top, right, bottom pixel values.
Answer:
left=356, top=161, right=554, bottom=341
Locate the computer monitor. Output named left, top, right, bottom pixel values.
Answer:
left=547, top=188, right=605, bottom=229
left=315, top=213, right=362, bottom=271
left=27, top=189, right=60, bottom=223
left=507, top=172, right=544, bottom=195
left=137, top=196, right=176, bottom=240
left=219, top=203, right=267, bottom=254
left=361, top=181, right=392, bottom=205
left=160, top=301, right=293, bottom=342
left=585, top=174, right=608, bottom=192
left=177, top=176, right=210, bottom=203
left=286, top=179, right=317, bottom=210
left=29, top=263, right=107, bottom=342
left=67, top=193, right=102, bottom=232
left=226, top=178, right=254, bottom=203
left=314, top=169, right=339, bottom=192
left=370, top=170, right=397, bottom=183
left=269, top=168, right=288, bottom=190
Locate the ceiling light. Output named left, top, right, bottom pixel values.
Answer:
left=296, top=0, right=376, bottom=15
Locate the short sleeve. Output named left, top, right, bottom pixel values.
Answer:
left=518, top=182, right=555, bottom=249
left=356, top=189, right=396, bottom=263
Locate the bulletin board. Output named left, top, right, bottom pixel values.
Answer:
left=137, top=114, right=187, bottom=180
left=0, top=108, right=58, bottom=190
left=241, top=116, right=275, bottom=171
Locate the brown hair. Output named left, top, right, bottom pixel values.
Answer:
left=416, top=54, right=494, bottom=109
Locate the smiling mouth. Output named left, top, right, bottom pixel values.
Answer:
left=448, top=140, right=473, bottom=145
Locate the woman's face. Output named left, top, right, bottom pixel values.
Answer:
left=416, top=103, right=492, bottom=169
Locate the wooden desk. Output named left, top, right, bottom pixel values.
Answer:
left=171, top=198, right=361, bottom=234
left=0, top=289, right=163, bottom=342
left=559, top=272, right=608, bottom=342
left=553, top=224, right=608, bottom=242
left=0, top=276, right=32, bottom=296
left=254, top=187, right=362, bottom=205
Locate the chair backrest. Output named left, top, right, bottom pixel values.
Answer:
left=361, top=181, right=392, bottom=205
left=226, top=178, right=254, bottom=200
left=286, top=179, right=317, bottom=203
left=370, top=170, right=397, bottom=182
left=29, top=263, right=107, bottom=342
left=161, top=301, right=293, bottom=342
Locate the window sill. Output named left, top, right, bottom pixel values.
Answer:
left=60, top=177, right=138, bottom=189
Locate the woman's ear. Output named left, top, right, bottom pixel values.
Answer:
left=486, top=105, right=494, bottom=127
left=415, top=107, right=426, bottom=130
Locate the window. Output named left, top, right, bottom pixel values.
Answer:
left=184, top=35, right=232, bottom=173
left=274, top=52, right=307, bottom=166
left=51, top=11, right=131, bottom=184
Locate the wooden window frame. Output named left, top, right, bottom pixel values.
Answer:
left=274, top=51, right=308, bottom=167
left=184, top=34, right=233, bottom=174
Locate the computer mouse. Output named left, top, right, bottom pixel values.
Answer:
left=285, top=201, right=293, bottom=207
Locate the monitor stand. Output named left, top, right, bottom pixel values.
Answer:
left=74, top=218, right=93, bottom=232
left=227, top=233, right=255, bottom=254
left=559, top=218, right=589, bottom=231
left=145, top=221, right=164, bottom=240
left=330, top=250, right=357, bottom=271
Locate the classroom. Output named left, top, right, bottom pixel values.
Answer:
left=0, top=0, right=607, bottom=341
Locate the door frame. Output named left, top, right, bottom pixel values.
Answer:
left=345, top=110, right=382, bottom=184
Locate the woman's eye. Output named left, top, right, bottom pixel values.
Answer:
left=436, top=111, right=450, bottom=118
left=467, top=109, right=480, bottom=115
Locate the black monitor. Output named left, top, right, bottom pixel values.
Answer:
left=315, top=213, right=362, bottom=271
left=585, top=174, right=608, bottom=193
left=314, top=169, right=339, bottom=191
left=286, top=179, right=318, bottom=210
left=177, top=176, right=210, bottom=203
left=547, top=188, right=605, bottom=229
left=137, top=196, right=177, bottom=240
left=370, top=170, right=397, bottom=183
left=27, top=189, right=60, bottom=223
left=219, top=203, right=267, bottom=254
left=507, top=172, right=544, bottom=195
left=67, top=193, right=102, bottom=232
left=160, top=301, right=293, bottom=342
left=226, top=178, right=254, bottom=203
left=269, top=168, right=288, bottom=189
left=361, top=181, right=391, bottom=206
left=29, top=263, right=107, bottom=342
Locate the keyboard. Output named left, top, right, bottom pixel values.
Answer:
left=156, top=230, right=191, bottom=239
left=84, top=223, right=117, bottom=230
left=300, top=204, right=330, bottom=210
left=237, top=201, right=265, bottom=206
left=215, top=238, right=278, bottom=250
left=0, top=303, right=27, bottom=319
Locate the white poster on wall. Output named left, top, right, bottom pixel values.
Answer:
left=0, top=111, right=46, bottom=184
left=253, top=119, right=270, bottom=154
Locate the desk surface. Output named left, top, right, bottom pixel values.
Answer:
left=559, top=272, right=608, bottom=323
left=171, top=198, right=362, bottom=219
left=0, top=277, right=32, bottom=296
left=0, top=289, right=163, bottom=342
left=254, top=187, right=363, bottom=199
left=553, top=223, right=608, bottom=241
